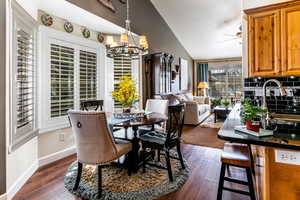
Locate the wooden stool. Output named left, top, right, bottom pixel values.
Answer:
left=217, top=143, right=256, bottom=200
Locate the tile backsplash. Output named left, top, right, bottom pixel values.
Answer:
left=244, top=76, right=300, bottom=115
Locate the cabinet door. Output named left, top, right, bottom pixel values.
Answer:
left=281, top=5, right=300, bottom=76
left=248, top=10, right=281, bottom=77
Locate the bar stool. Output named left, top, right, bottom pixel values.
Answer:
left=217, top=143, right=256, bottom=200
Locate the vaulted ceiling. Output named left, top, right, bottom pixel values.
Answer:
left=151, top=0, right=242, bottom=59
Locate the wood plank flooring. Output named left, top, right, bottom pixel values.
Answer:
left=13, top=143, right=250, bottom=200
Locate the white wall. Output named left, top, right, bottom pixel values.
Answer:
left=242, top=0, right=293, bottom=77
left=242, top=0, right=292, bottom=9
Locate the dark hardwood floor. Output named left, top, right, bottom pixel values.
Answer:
left=13, top=143, right=250, bottom=200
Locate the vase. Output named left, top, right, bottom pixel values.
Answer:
left=246, top=120, right=260, bottom=132
left=122, top=106, right=131, bottom=113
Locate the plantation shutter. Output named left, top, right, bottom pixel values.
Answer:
left=16, top=28, right=34, bottom=131
left=79, top=50, right=97, bottom=103
left=50, top=44, right=75, bottom=117
left=113, top=56, right=132, bottom=109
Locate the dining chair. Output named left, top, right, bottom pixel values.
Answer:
left=140, top=104, right=185, bottom=182
left=80, top=100, right=104, bottom=111
left=68, top=110, right=133, bottom=198
left=138, top=99, right=169, bottom=135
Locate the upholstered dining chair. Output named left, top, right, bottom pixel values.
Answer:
left=138, top=99, right=169, bottom=135
left=68, top=111, right=133, bottom=198
left=140, top=104, right=185, bottom=182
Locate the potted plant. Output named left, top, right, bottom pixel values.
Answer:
left=112, top=75, right=139, bottom=113
left=221, top=100, right=231, bottom=108
left=240, top=98, right=267, bottom=132
left=211, top=98, right=222, bottom=110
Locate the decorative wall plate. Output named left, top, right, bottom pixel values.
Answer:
left=64, top=22, right=74, bottom=33
left=97, top=33, right=105, bottom=43
left=82, top=28, right=90, bottom=38
left=41, top=14, right=53, bottom=26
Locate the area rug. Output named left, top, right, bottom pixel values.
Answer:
left=199, top=113, right=224, bottom=129
left=64, top=151, right=189, bottom=200
left=181, top=126, right=225, bottom=149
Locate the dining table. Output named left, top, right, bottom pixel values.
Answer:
left=108, top=112, right=168, bottom=173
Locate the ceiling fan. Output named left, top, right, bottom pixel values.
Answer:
left=219, top=25, right=242, bottom=44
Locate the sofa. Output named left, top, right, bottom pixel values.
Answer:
left=161, top=92, right=211, bottom=125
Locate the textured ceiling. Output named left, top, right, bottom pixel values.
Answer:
left=151, top=0, right=242, bottom=59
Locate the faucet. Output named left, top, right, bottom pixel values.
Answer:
left=261, top=79, right=287, bottom=129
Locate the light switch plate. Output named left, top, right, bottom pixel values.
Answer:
left=275, top=150, right=300, bottom=165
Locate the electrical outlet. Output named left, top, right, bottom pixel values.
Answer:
left=59, top=133, right=65, bottom=142
left=275, top=150, right=300, bottom=165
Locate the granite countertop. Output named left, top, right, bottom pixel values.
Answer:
left=218, top=103, right=300, bottom=150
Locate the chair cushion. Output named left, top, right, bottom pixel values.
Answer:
left=221, top=143, right=250, bottom=167
left=140, top=131, right=167, bottom=145
left=115, top=139, right=132, bottom=157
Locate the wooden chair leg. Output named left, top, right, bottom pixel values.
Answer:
left=246, top=167, right=256, bottom=200
left=142, top=147, right=146, bottom=173
left=73, top=162, right=82, bottom=190
left=127, top=152, right=132, bottom=176
left=98, top=166, right=102, bottom=199
left=157, top=150, right=161, bottom=162
left=217, top=163, right=226, bottom=200
left=165, top=149, right=173, bottom=182
left=176, top=142, right=185, bottom=169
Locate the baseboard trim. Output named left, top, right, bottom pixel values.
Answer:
left=0, top=193, right=7, bottom=200
left=38, top=146, right=76, bottom=168
left=7, top=160, right=38, bottom=200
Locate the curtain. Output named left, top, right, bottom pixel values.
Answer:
left=197, top=62, right=208, bottom=83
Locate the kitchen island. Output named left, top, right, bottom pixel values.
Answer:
left=218, top=104, right=300, bottom=200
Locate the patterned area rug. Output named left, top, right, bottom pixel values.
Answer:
left=199, top=113, right=224, bottom=129
left=64, top=151, right=189, bottom=200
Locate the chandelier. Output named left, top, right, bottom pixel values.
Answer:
left=106, top=0, right=148, bottom=59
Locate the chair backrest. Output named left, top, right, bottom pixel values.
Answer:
left=145, top=99, right=169, bottom=116
left=166, top=104, right=185, bottom=143
left=80, top=100, right=104, bottom=111
left=68, top=110, right=118, bottom=165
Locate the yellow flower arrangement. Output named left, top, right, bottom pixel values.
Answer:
left=112, top=75, right=139, bottom=108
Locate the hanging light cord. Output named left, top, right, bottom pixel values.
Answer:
left=125, top=0, right=138, bottom=46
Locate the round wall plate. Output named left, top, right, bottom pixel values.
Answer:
left=41, top=14, right=53, bottom=26
left=97, top=33, right=105, bottom=43
left=64, top=22, right=74, bottom=33
left=82, top=28, right=90, bottom=38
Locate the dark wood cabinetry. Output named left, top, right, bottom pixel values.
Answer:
left=144, top=53, right=174, bottom=100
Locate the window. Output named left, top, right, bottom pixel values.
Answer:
left=208, top=61, right=243, bottom=100
left=79, top=50, right=97, bottom=103
left=113, top=56, right=132, bottom=109
left=50, top=44, right=75, bottom=117
left=39, top=28, right=103, bottom=132
left=16, top=29, right=34, bottom=130
left=11, top=2, right=38, bottom=151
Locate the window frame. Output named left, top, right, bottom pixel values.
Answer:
left=10, top=1, right=38, bottom=152
left=38, top=27, right=105, bottom=133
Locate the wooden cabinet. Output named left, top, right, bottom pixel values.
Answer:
left=144, top=53, right=174, bottom=100
left=281, top=5, right=300, bottom=76
left=248, top=10, right=281, bottom=77
left=246, top=1, right=300, bottom=77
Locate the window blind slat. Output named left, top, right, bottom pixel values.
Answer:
left=16, top=28, right=34, bottom=130
left=50, top=43, right=75, bottom=117
left=113, top=56, right=132, bottom=109
left=79, top=50, right=97, bottom=103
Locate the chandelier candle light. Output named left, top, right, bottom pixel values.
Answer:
left=106, top=0, right=148, bottom=59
